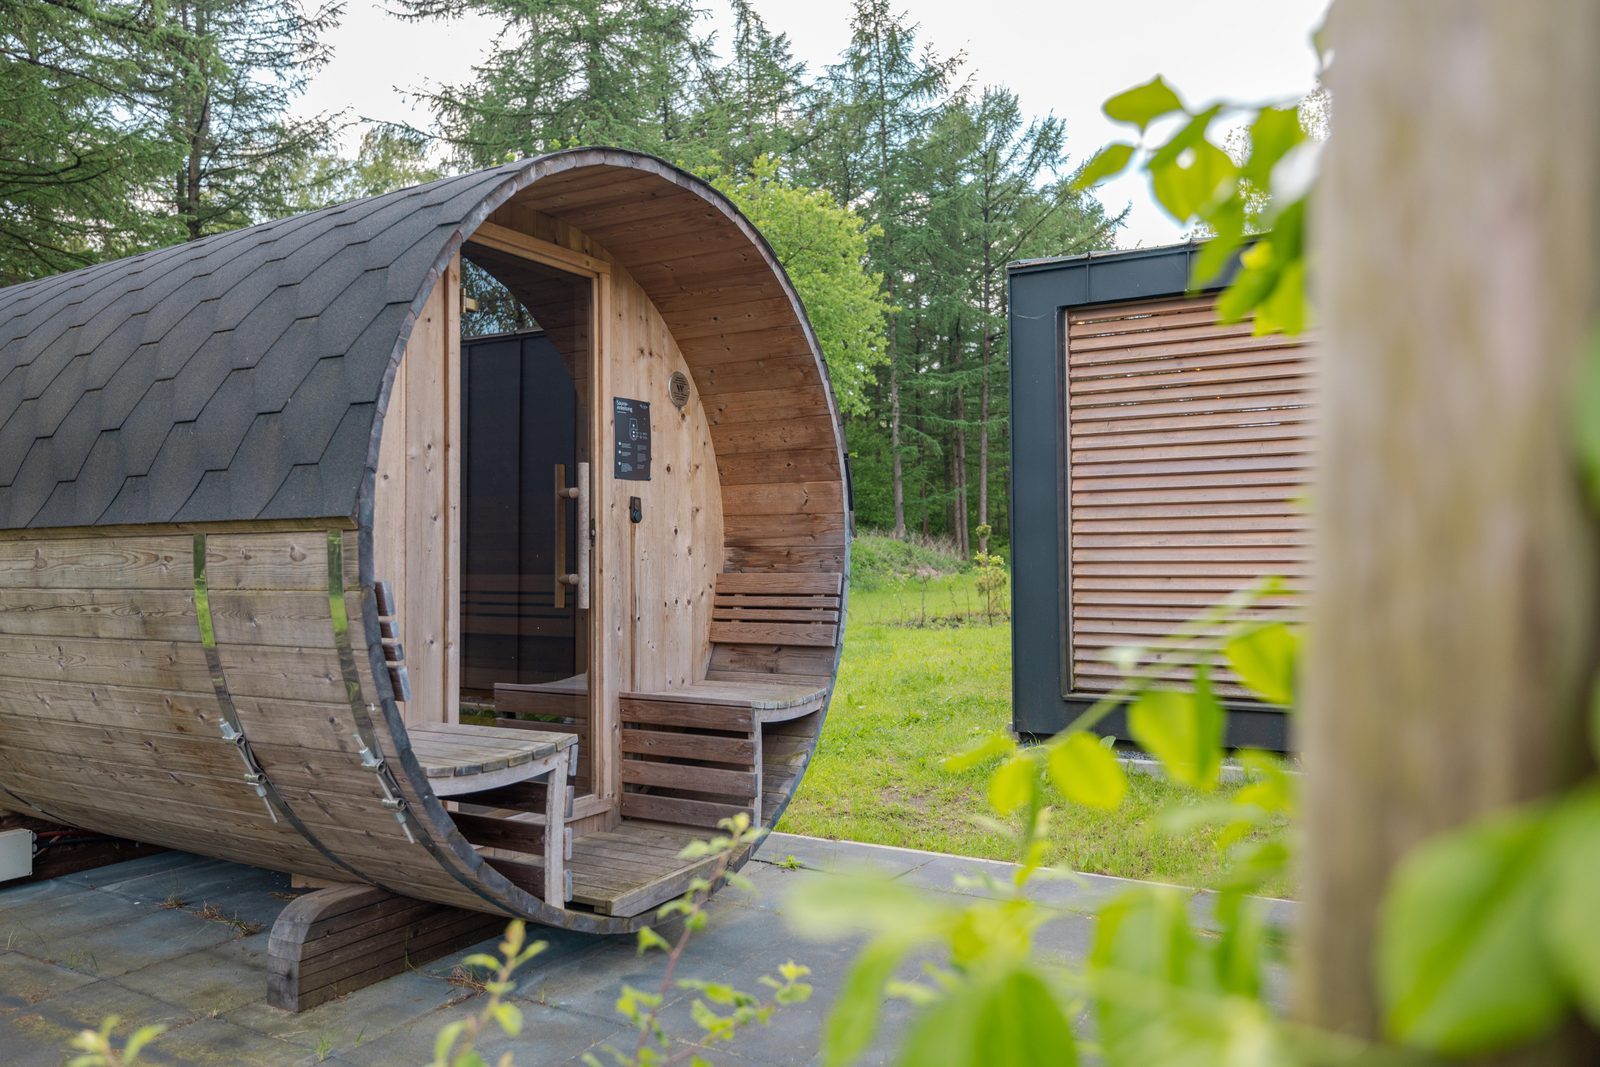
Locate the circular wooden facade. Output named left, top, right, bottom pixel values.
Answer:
left=0, top=149, right=849, bottom=932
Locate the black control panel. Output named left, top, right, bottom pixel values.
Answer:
left=613, top=396, right=651, bottom=481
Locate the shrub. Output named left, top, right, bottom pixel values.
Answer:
left=850, top=532, right=968, bottom=592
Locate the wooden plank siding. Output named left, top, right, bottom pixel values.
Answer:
left=0, top=523, right=601, bottom=925
left=1065, top=297, right=1313, bottom=700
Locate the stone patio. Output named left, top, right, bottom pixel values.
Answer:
left=0, top=834, right=1293, bottom=1066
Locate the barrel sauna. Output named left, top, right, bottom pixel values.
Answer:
left=0, top=149, right=849, bottom=957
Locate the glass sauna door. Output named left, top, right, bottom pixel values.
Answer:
left=459, top=253, right=596, bottom=797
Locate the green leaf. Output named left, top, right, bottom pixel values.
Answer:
left=1072, top=142, right=1135, bottom=191
left=1147, top=105, right=1222, bottom=171
left=1190, top=196, right=1244, bottom=290
left=943, top=732, right=1014, bottom=773
left=433, top=1020, right=466, bottom=1066
left=1103, top=76, right=1184, bottom=132
left=1150, top=139, right=1234, bottom=222
left=636, top=926, right=671, bottom=955
left=987, top=752, right=1036, bottom=816
left=1574, top=327, right=1600, bottom=512
left=896, top=967, right=1076, bottom=1067
left=1379, top=809, right=1565, bottom=1054
left=1047, top=732, right=1128, bottom=810
left=823, top=936, right=911, bottom=1067
left=1224, top=623, right=1299, bottom=706
left=493, top=1001, right=523, bottom=1037
left=1212, top=891, right=1266, bottom=999
left=1542, top=786, right=1600, bottom=1024
left=1233, top=749, right=1296, bottom=816
left=784, top=872, right=953, bottom=941
left=1089, top=888, right=1210, bottom=1057
left=1242, top=106, right=1306, bottom=186
left=1256, top=254, right=1308, bottom=336
left=1127, top=674, right=1223, bottom=791
left=123, top=1023, right=167, bottom=1065
left=1591, top=671, right=1600, bottom=765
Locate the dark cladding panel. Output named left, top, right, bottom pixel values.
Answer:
left=1006, top=243, right=1291, bottom=752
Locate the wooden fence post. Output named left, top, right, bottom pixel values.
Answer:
left=1301, top=0, right=1600, bottom=1054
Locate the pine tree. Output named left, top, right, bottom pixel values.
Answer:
left=963, top=87, right=1120, bottom=552
left=686, top=1, right=810, bottom=177
left=162, top=0, right=343, bottom=240
left=814, top=0, right=961, bottom=540
left=0, top=0, right=192, bottom=283
left=399, top=0, right=704, bottom=166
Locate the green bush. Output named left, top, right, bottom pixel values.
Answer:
left=850, top=532, right=968, bottom=592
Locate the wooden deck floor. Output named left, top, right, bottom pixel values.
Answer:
left=478, top=819, right=719, bottom=919
left=566, top=820, right=719, bottom=917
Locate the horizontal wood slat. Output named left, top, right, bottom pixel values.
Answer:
left=710, top=571, right=842, bottom=649
left=715, top=572, right=842, bottom=595
left=1066, top=296, right=1311, bottom=700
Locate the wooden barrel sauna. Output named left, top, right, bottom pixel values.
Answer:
left=0, top=148, right=850, bottom=937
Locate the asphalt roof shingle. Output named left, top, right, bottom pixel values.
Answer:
left=0, top=159, right=534, bottom=530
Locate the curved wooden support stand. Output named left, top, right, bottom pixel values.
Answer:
left=267, top=884, right=506, bottom=1012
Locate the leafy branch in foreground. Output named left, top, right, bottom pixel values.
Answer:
left=588, top=813, right=812, bottom=1067
left=780, top=571, right=1306, bottom=1067
left=430, top=920, right=547, bottom=1067
left=1073, top=70, right=1324, bottom=335
left=68, top=1016, right=166, bottom=1067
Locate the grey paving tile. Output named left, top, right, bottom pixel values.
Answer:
left=0, top=877, right=65, bottom=909
left=510, top=939, right=673, bottom=1023
left=337, top=999, right=636, bottom=1067
left=0, top=883, right=137, bottom=938
left=0, top=838, right=1296, bottom=1066
left=0, top=952, right=99, bottom=1013
left=0, top=1005, right=95, bottom=1067
left=33, top=902, right=247, bottom=979
left=224, top=964, right=463, bottom=1053
left=141, top=1016, right=316, bottom=1067
left=116, top=939, right=269, bottom=1017
left=63, top=851, right=226, bottom=895
left=6, top=980, right=199, bottom=1062
left=757, top=834, right=933, bottom=880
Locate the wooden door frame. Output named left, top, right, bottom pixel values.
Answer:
left=463, top=224, right=616, bottom=824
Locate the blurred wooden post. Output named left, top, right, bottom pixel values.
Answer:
left=1302, top=0, right=1600, bottom=1053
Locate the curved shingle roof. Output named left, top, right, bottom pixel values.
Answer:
left=0, top=155, right=558, bottom=530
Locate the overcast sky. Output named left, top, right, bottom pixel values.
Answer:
left=294, top=0, right=1330, bottom=248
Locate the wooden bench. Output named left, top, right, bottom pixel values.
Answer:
left=406, top=722, right=577, bottom=906
left=619, top=572, right=842, bottom=829
left=494, top=573, right=841, bottom=831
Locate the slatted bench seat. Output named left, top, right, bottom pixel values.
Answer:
left=492, top=573, right=840, bottom=837
left=619, top=572, right=842, bottom=830
left=406, top=722, right=577, bottom=904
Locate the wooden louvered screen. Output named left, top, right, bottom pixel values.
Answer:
left=1065, top=295, right=1313, bottom=701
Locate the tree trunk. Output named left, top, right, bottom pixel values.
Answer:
left=978, top=242, right=992, bottom=556
left=1300, top=1, right=1600, bottom=1056
left=890, top=357, right=905, bottom=539
left=952, top=421, right=968, bottom=558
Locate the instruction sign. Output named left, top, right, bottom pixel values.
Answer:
left=613, top=396, right=651, bottom=481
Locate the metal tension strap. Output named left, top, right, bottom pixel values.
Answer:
left=192, top=533, right=379, bottom=887
left=192, top=533, right=277, bottom=822
left=326, top=529, right=527, bottom=916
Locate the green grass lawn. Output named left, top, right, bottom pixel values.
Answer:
left=778, top=573, right=1291, bottom=896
